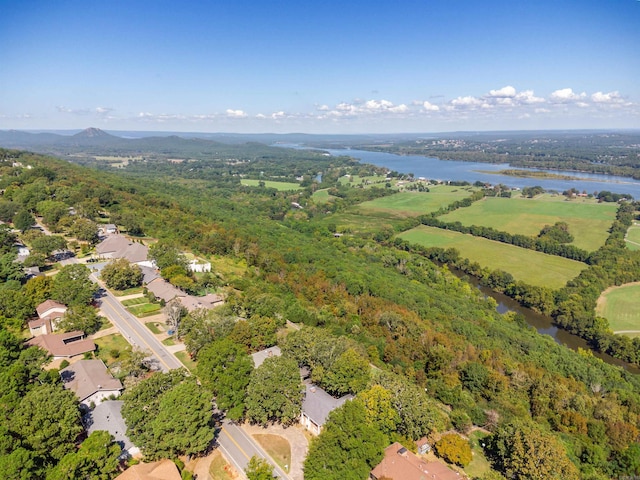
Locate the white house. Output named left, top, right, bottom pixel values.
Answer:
left=188, top=259, right=211, bottom=273
left=28, top=300, right=68, bottom=336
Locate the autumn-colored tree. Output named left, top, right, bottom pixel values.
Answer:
left=356, top=385, right=399, bottom=435
left=489, top=421, right=580, bottom=480
left=435, top=433, right=472, bottom=467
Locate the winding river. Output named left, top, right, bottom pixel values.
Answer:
left=282, top=144, right=640, bottom=371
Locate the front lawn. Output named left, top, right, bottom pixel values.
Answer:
left=253, top=434, right=291, bottom=473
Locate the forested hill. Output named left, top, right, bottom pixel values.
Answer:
left=2, top=147, right=640, bottom=478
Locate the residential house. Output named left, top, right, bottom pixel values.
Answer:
left=370, top=442, right=463, bottom=480
left=99, top=224, right=119, bottom=236
left=26, top=331, right=95, bottom=359
left=84, top=400, right=139, bottom=458
left=115, top=459, right=181, bottom=480
left=251, top=346, right=282, bottom=368
left=28, top=300, right=67, bottom=336
left=60, top=359, right=123, bottom=408
left=187, top=258, right=211, bottom=273
left=146, top=276, right=224, bottom=312
left=178, top=292, right=224, bottom=312
left=300, top=384, right=353, bottom=435
left=95, top=235, right=152, bottom=266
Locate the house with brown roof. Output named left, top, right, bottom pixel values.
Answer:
left=60, top=359, right=123, bottom=408
left=26, top=331, right=95, bottom=359
left=115, top=459, right=181, bottom=480
left=370, top=442, right=463, bottom=480
left=29, top=300, right=68, bottom=336
left=300, top=384, right=353, bottom=435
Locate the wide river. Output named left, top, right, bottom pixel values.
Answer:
left=323, top=148, right=640, bottom=198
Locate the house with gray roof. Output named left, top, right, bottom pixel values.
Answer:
left=251, top=346, right=282, bottom=368
left=300, top=384, right=353, bottom=435
left=84, top=400, right=139, bottom=458
left=60, top=359, right=123, bottom=408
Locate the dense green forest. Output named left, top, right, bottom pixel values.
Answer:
left=1, top=145, right=640, bottom=479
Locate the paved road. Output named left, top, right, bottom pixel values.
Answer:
left=218, top=420, right=291, bottom=480
left=58, top=253, right=184, bottom=372
left=94, top=276, right=184, bottom=371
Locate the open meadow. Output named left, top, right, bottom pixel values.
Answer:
left=240, top=179, right=302, bottom=190
left=626, top=224, right=640, bottom=251
left=596, top=283, right=640, bottom=335
left=438, top=194, right=617, bottom=252
left=353, top=185, right=478, bottom=219
left=313, top=212, right=404, bottom=234
left=398, top=225, right=587, bottom=289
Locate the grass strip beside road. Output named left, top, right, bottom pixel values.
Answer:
left=252, top=434, right=291, bottom=473
left=209, top=450, right=237, bottom=480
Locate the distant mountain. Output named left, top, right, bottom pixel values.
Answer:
left=72, top=127, right=117, bottom=139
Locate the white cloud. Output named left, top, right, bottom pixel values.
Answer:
left=550, top=88, right=586, bottom=102
left=488, top=85, right=516, bottom=98
left=515, top=90, right=545, bottom=104
left=422, top=101, right=440, bottom=112
left=591, top=91, right=623, bottom=104
left=451, top=96, right=483, bottom=107
left=226, top=109, right=247, bottom=118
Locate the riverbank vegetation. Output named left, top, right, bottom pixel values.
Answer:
left=1, top=144, right=640, bottom=478
left=349, top=130, right=640, bottom=180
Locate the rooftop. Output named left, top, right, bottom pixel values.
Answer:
left=115, top=459, right=181, bottom=480
left=60, top=359, right=123, bottom=401
left=370, top=442, right=463, bottom=480
left=302, top=384, right=353, bottom=428
left=36, top=299, right=66, bottom=317
left=85, top=400, right=136, bottom=453
left=251, top=346, right=282, bottom=368
left=26, top=330, right=95, bottom=358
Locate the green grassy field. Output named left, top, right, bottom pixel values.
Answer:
left=94, top=333, right=130, bottom=367
left=626, top=225, right=640, bottom=251
left=241, top=179, right=302, bottom=190
left=464, top=431, right=492, bottom=479
left=438, top=195, right=617, bottom=252
left=595, top=283, right=640, bottom=334
left=339, top=174, right=388, bottom=187
left=313, top=212, right=404, bottom=235
left=398, top=226, right=586, bottom=289
left=312, top=188, right=336, bottom=204
left=354, top=186, right=477, bottom=219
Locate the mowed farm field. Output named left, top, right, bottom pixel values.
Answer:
left=626, top=224, right=640, bottom=251
left=240, top=179, right=302, bottom=190
left=353, top=186, right=478, bottom=218
left=438, top=194, right=617, bottom=252
left=596, top=283, right=640, bottom=336
left=398, top=225, right=587, bottom=289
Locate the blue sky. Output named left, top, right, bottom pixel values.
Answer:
left=1, top=0, right=639, bottom=133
